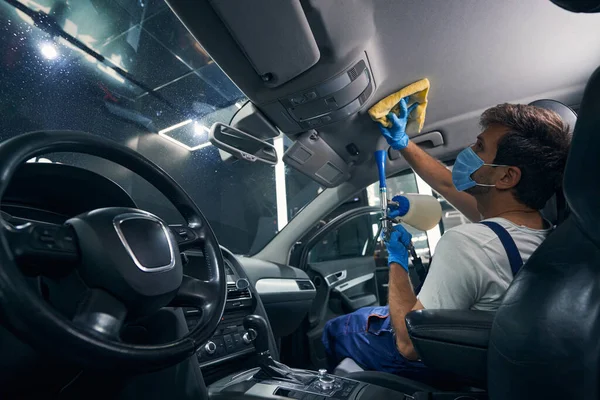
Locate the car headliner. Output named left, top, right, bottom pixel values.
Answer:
left=170, top=0, right=600, bottom=176
left=167, top=0, right=600, bottom=263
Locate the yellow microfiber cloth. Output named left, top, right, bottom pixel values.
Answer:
left=368, top=78, right=430, bottom=134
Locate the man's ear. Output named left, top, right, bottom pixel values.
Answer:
left=496, top=166, right=521, bottom=190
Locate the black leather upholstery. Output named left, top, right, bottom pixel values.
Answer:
left=406, top=310, right=494, bottom=348
left=551, top=0, right=600, bottom=13
left=406, top=310, right=494, bottom=387
left=487, top=66, right=600, bottom=399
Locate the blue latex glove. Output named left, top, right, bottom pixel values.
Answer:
left=387, top=195, right=410, bottom=219
left=384, top=224, right=412, bottom=271
left=377, top=97, right=419, bottom=150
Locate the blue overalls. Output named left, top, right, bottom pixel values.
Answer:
left=322, top=221, right=523, bottom=383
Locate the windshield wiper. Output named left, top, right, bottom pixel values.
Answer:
left=3, top=0, right=184, bottom=117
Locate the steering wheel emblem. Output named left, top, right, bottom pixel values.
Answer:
left=113, top=212, right=176, bottom=273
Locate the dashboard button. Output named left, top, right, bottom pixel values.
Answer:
left=320, top=115, right=332, bottom=124
left=307, top=119, right=320, bottom=127
left=318, top=375, right=335, bottom=390
left=305, top=91, right=317, bottom=100
left=204, top=341, right=217, bottom=355
left=290, top=95, right=306, bottom=105
left=212, top=337, right=226, bottom=356
left=223, top=334, right=235, bottom=352
left=223, top=325, right=237, bottom=334
left=232, top=333, right=242, bottom=348
left=170, top=226, right=196, bottom=244
left=59, top=230, right=77, bottom=251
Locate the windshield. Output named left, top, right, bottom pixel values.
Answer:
left=0, top=0, right=321, bottom=255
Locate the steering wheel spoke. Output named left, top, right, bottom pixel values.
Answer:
left=170, top=274, right=220, bottom=312
left=72, top=289, right=127, bottom=339
left=2, top=219, right=79, bottom=277
left=170, top=223, right=205, bottom=251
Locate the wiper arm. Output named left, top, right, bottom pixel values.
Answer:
left=3, top=0, right=183, bottom=116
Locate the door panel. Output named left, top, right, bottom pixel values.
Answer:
left=375, top=266, right=390, bottom=306
left=309, top=256, right=378, bottom=316
left=299, top=209, right=382, bottom=368
left=306, top=256, right=379, bottom=368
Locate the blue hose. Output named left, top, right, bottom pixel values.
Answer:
left=374, top=150, right=387, bottom=189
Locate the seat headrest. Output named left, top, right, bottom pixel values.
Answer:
left=563, top=66, right=600, bottom=243
left=551, top=0, right=600, bottom=13
left=529, top=99, right=577, bottom=133
left=529, top=99, right=576, bottom=225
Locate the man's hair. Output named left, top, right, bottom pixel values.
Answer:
left=480, top=103, right=571, bottom=210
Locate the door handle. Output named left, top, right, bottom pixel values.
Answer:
left=324, top=270, right=347, bottom=285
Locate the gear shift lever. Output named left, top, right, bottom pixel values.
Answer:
left=243, top=314, right=269, bottom=354
left=243, top=315, right=313, bottom=384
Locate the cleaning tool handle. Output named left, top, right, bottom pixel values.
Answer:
left=374, top=150, right=387, bottom=189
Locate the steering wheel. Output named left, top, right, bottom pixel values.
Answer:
left=0, top=131, right=227, bottom=372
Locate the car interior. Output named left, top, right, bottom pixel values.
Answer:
left=1, top=0, right=600, bottom=399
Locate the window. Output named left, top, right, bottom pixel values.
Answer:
left=365, top=167, right=472, bottom=265
left=366, top=172, right=437, bottom=263
left=0, top=0, right=323, bottom=256
left=436, top=165, right=471, bottom=234
left=308, top=212, right=381, bottom=263
left=303, top=167, right=471, bottom=267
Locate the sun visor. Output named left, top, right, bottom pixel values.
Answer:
left=209, top=0, right=319, bottom=87
left=283, top=131, right=350, bottom=188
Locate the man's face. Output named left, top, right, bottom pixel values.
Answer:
left=464, top=124, right=510, bottom=196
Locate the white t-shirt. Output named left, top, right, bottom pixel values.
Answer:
left=417, top=217, right=552, bottom=311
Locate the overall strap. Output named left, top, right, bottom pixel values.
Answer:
left=479, top=221, right=523, bottom=276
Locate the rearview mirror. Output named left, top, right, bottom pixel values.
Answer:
left=209, top=122, right=278, bottom=165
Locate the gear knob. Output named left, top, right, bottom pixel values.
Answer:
left=243, top=314, right=269, bottom=354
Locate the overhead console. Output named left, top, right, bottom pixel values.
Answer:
left=260, top=58, right=375, bottom=135
left=278, top=58, right=375, bottom=187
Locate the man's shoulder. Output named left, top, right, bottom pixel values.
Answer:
left=441, top=222, right=500, bottom=247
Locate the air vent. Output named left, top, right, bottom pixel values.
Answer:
left=227, top=283, right=252, bottom=301
left=296, top=280, right=315, bottom=291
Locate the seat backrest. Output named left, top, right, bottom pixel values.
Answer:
left=487, top=67, right=600, bottom=399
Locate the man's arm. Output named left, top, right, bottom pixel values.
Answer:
left=401, top=141, right=481, bottom=222
left=382, top=225, right=424, bottom=360
left=378, top=108, right=480, bottom=222
left=387, top=263, right=423, bottom=360
left=385, top=227, right=484, bottom=360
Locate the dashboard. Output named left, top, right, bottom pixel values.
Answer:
left=180, top=248, right=316, bottom=383
left=0, top=162, right=317, bottom=385
left=183, top=250, right=258, bottom=368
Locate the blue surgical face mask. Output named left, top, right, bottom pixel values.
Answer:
left=452, top=147, right=507, bottom=191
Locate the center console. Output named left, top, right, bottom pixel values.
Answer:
left=208, top=314, right=403, bottom=400
left=183, top=255, right=259, bottom=372
left=208, top=367, right=399, bottom=400
left=207, top=314, right=489, bottom=400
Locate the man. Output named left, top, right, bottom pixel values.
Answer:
left=322, top=101, right=571, bottom=380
